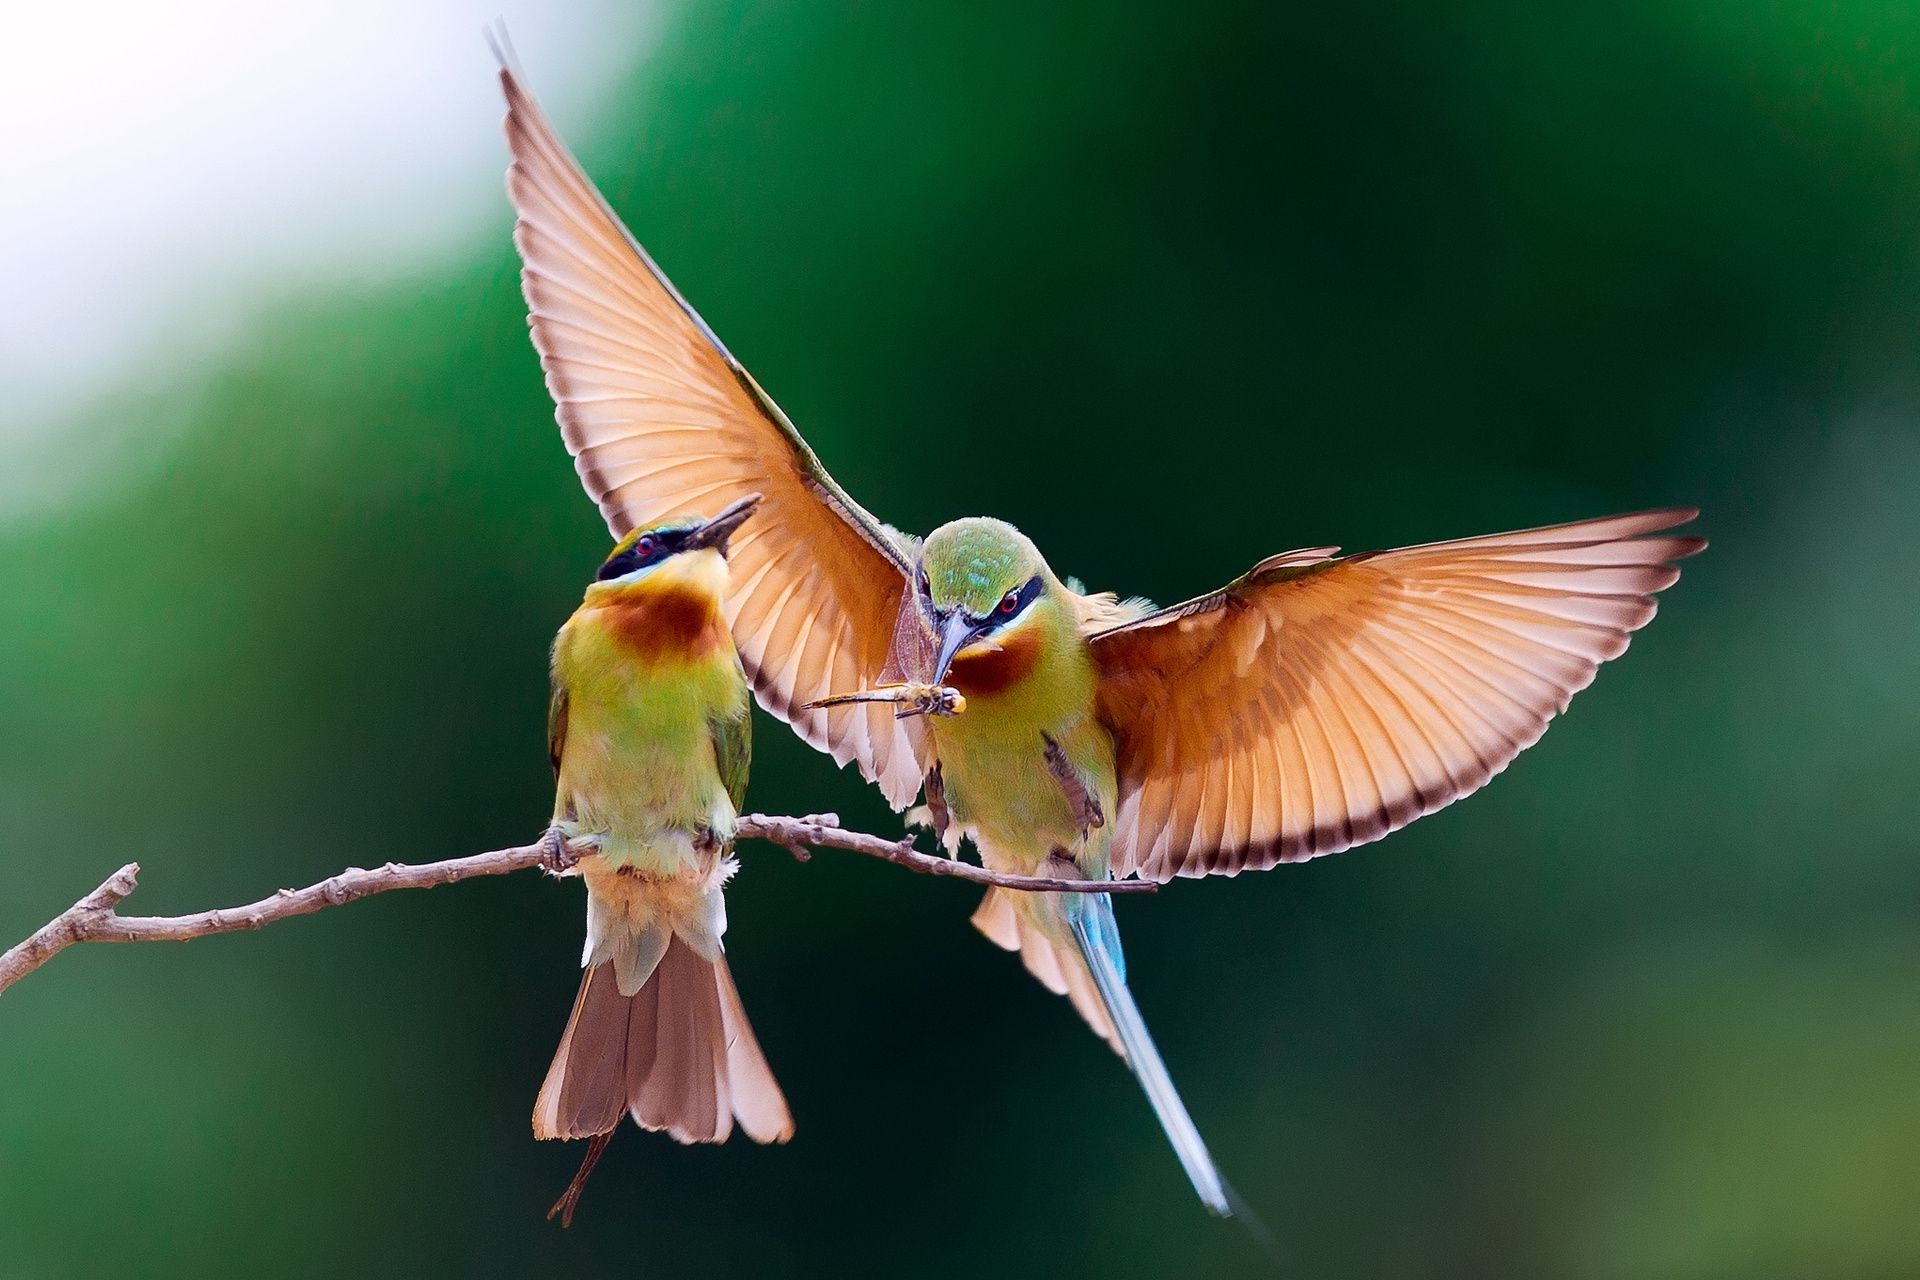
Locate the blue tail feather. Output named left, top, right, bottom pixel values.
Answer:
left=1067, top=893, right=1232, bottom=1216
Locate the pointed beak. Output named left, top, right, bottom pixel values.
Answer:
left=931, top=608, right=978, bottom=685
left=682, top=492, right=763, bottom=556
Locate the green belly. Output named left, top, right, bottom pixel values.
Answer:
left=552, top=626, right=744, bottom=876
left=935, top=706, right=1117, bottom=879
left=557, top=699, right=723, bottom=874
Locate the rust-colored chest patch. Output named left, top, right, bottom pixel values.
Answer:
left=948, top=628, right=1041, bottom=698
left=601, top=586, right=727, bottom=662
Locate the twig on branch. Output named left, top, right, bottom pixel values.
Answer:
left=749, top=813, right=1148, bottom=895
left=0, top=812, right=1152, bottom=996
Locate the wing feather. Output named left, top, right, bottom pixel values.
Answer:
left=500, top=65, right=926, bottom=807
left=1092, top=509, right=1704, bottom=879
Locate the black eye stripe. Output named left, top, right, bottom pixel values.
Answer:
left=595, top=530, right=680, bottom=580
left=982, top=575, right=1043, bottom=626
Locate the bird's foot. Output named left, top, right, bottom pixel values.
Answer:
left=539, top=825, right=579, bottom=875
left=903, top=809, right=960, bottom=859
left=547, top=1130, right=614, bottom=1228
left=925, top=763, right=959, bottom=850
left=1041, top=732, right=1104, bottom=839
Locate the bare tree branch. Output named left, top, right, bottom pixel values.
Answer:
left=0, top=812, right=1152, bottom=996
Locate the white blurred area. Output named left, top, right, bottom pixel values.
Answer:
left=0, top=1, right=650, bottom=513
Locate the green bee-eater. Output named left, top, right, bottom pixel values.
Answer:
left=533, top=494, right=792, bottom=1225
left=500, top=65, right=1703, bottom=1217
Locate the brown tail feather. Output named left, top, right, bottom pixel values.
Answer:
left=716, top=957, right=794, bottom=1143
left=971, top=888, right=1122, bottom=1055
left=533, top=936, right=793, bottom=1145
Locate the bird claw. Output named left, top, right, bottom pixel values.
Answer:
left=540, top=826, right=579, bottom=874
left=903, top=809, right=959, bottom=858
left=548, top=1131, right=614, bottom=1228
left=1042, top=732, right=1104, bottom=840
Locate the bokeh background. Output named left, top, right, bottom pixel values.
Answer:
left=5, top=2, right=1919, bottom=1277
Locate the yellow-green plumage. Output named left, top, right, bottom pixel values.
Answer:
left=923, top=520, right=1117, bottom=885
left=551, top=548, right=747, bottom=979
left=919, top=518, right=1231, bottom=1214
left=533, top=504, right=790, bottom=1205
left=550, top=546, right=747, bottom=864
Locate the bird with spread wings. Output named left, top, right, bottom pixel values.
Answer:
left=496, top=58, right=1703, bottom=1219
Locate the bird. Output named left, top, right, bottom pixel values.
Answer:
left=533, top=493, right=793, bottom=1226
left=497, top=60, right=1704, bottom=1219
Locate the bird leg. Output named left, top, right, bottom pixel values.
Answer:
left=903, top=765, right=956, bottom=856
left=546, top=1130, right=614, bottom=1228
left=539, top=825, right=579, bottom=875
left=803, top=683, right=966, bottom=720
left=1041, top=732, right=1104, bottom=841
left=922, top=763, right=954, bottom=853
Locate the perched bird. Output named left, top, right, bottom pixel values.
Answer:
left=499, top=62, right=1703, bottom=1217
left=534, top=494, right=792, bottom=1226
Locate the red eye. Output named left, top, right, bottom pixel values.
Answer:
left=999, top=591, right=1019, bottom=615
left=637, top=535, right=657, bottom=556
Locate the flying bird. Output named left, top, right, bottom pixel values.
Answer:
left=534, top=494, right=792, bottom=1226
left=498, top=62, right=1703, bottom=1218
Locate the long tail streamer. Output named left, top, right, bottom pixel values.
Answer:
left=1069, top=893, right=1283, bottom=1262
left=1069, top=893, right=1230, bottom=1214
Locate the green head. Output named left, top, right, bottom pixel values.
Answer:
left=917, top=517, right=1057, bottom=682
left=593, top=493, right=762, bottom=586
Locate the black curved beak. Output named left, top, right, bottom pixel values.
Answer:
left=682, top=492, right=763, bottom=556
left=930, top=608, right=978, bottom=685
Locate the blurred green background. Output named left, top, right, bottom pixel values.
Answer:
left=5, top=2, right=1919, bottom=1277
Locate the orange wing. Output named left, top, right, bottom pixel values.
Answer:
left=500, top=65, right=926, bottom=807
left=1091, top=509, right=1704, bottom=879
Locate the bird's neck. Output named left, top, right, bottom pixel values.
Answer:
left=579, top=550, right=731, bottom=665
left=944, top=595, right=1093, bottom=735
left=934, top=596, right=1115, bottom=878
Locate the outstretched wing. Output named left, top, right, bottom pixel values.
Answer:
left=1090, top=509, right=1705, bottom=879
left=500, top=65, right=926, bottom=808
